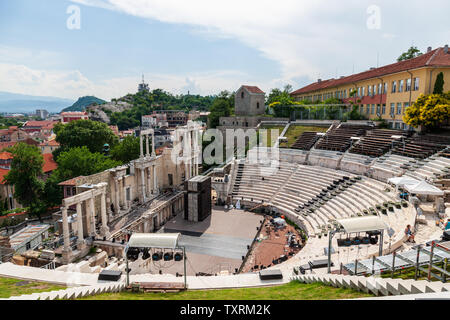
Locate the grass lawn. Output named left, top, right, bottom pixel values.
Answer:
left=0, top=277, right=65, bottom=299
left=258, top=125, right=286, bottom=147
left=280, top=125, right=329, bottom=148
left=79, top=281, right=372, bottom=300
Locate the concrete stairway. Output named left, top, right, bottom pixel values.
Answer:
left=291, top=274, right=450, bottom=297
left=3, top=282, right=126, bottom=300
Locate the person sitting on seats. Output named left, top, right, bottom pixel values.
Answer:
left=405, top=225, right=415, bottom=243
left=445, top=219, right=450, bottom=231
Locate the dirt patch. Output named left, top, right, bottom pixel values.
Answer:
left=241, top=217, right=303, bottom=273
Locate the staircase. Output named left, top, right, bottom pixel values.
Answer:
left=2, top=282, right=126, bottom=300
left=231, top=162, right=245, bottom=199
left=291, top=274, right=450, bottom=296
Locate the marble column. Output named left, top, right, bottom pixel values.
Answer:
left=62, top=206, right=71, bottom=253
left=100, top=191, right=109, bottom=237
left=140, top=168, right=146, bottom=202
left=152, top=132, right=156, bottom=157
left=89, top=197, right=96, bottom=237
left=146, top=134, right=150, bottom=157
left=147, top=167, right=152, bottom=196
left=114, top=178, right=120, bottom=214
left=76, top=202, right=84, bottom=247
left=140, top=134, right=144, bottom=158
left=153, top=164, right=158, bottom=194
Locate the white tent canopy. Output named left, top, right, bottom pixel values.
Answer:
left=127, top=233, right=180, bottom=249
left=388, top=176, right=421, bottom=188
left=337, top=216, right=388, bottom=234
left=405, top=181, right=444, bottom=196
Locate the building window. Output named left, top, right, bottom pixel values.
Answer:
left=378, top=84, right=382, bottom=95
left=371, top=104, right=375, bottom=114
left=392, top=81, right=397, bottom=93
left=366, top=105, right=370, bottom=114
left=384, top=83, right=388, bottom=94
left=368, top=86, right=372, bottom=96
left=395, top=122, right=401, bottom=129
left=397, top=103, right=402, bottom=115
left=376, top=104, right=381, bottom=115
left=358, top=87, right=361, bottom=97
left=382, top=104, right=386, bottom=115
left=414, top=78, right=420, bottom=91
left=256, top=102, right=260, bottom=109
left=390, top=103, right=395, bottom=116
left=406, top=79, right=411, bottom=92
left=362, top=87, right=365, bottom=97
left=360, top=106, right=364, bottom=114
left=403, top=102, right=409, bottom=114
left=241, top=92, right=244, bottom=99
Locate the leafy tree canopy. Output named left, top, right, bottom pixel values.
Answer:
left=111, top=136, right=141, bottom=164
left=397, top=46, right=423, bottom=62
left=54, top=119, right=118, bottom=156
left=4, top=143, right=46, bottom=219
left=403, top=92, right=450, bottom=129
left=53, top=146, right=122, bottom=182
left=207, top=96, right=233, bottom=129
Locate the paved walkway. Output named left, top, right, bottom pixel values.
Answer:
left=0, top=262, right=290, bottom=290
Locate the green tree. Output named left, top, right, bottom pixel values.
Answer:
left=397, top=46, right=423, bottom=62
left=111, top=136, right=141, bottom=164
left=4, top=143, right=46, bottom=220
left=433, top=72, right=445, bottom=94
left=404, top=92, right=450, bottom=129
left=53, top=146, right=121, bottom=182
left=208, top=98, right=232, bottom=128
left=53, top=119, right=119, bottom=158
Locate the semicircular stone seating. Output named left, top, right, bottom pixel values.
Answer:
left=231, top=158, right=417, bottom=273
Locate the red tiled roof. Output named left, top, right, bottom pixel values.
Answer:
left=39, top=139, right=60, bottom=147
left=61, top=112, right=88, bottom=116
left=23, top=120, right=56, bottom=128
left=0, top=168, right=9, bottom=185
left=58, top=176, right=84, bottom=186
left=0, top=141, right=17, bottom=151
left=242, top=85, right=265, bottom=94
left=291, top=47, right=450, bottom=96
left=42, top=153, right=57, bottom=173
left=0, top=152, right=13, bottom=160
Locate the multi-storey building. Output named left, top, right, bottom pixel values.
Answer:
left=291, top=45, right=450, bottom=129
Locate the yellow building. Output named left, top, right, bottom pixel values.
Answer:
left=291, top=45, right=450, bottom=129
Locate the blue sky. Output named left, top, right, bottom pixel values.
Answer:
left=0, top=0, right=449, bottom=100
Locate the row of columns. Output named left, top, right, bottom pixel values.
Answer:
left=140, top=130, right=156, bottom=158
left=139, top=164, right=158, bottom=203
left=113, top=176, right=131, bottom=215
left=62, top=187, right=109, bottom=260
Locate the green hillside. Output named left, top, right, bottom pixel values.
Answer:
left=62, top=96, right=106, bottom=112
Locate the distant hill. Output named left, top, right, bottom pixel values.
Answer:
left=62, top=96, right=106, bottom=112
left=0, top=91, right=75, bottom=113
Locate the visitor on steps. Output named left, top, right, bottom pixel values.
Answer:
left=445, top=219, right=450, bottom=231
left=405, top=225, right=415, bottom=243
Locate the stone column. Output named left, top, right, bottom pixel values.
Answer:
left=146, top=134, right=150, bottom=157
left=152, top=132, right=156, bottom=157
left=147, top=167, right=152, bottom=196
left=153, top=164, right=158, bottom=194
left=76, top=202, right=84, bottom=248
left=140, top=134, right=144, bottom=158
left=114, top=178, right=120, bottom=214
left=90, top=196, right=96, bottom=237
left=62, top=206, right=71, bottom=254
left=100, top=191, right=109, bottom=237
left=140, top=168, right=146, bottom=202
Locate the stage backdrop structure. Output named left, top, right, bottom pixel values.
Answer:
left=124, top=233, right=186, bottom=288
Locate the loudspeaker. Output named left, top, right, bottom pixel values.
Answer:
left=164, top=252, right=174, bottom=261
left=443, top=231, right=450, bottom=241
left=174, top=252, right=184, bottom=261
left=98, top=270, right=122, bottom=282
left=142, top=249, right=150, bottom=260
left=152, top=252, right=163, bottom=261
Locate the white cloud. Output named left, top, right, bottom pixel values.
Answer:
left=70, top=0, right=450, bottom=86
left=0, top=62, right=282, bottom=100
